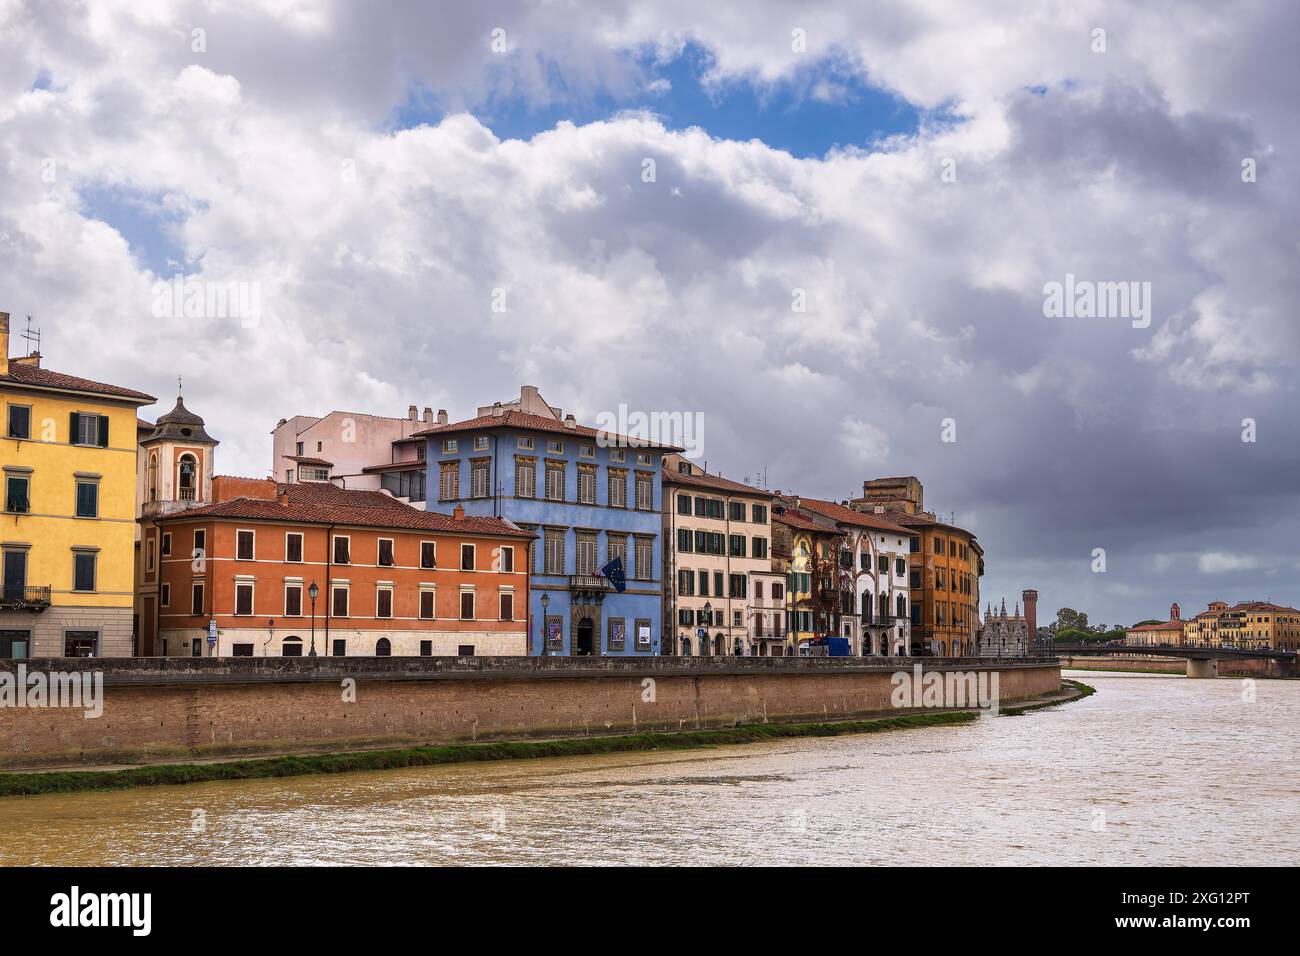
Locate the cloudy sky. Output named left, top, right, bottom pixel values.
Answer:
left=2, top=0, right=1297, bottom=627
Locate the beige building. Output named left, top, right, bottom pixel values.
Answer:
left=661, top=454, right=775, bottom=656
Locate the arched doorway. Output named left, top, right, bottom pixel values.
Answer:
left=681, top=637, right=692, bottom=656
left=576, top=618, right=595, bottom=656
left=375, top=637, right=391, bottom=656
left=282, top=636, right=303, bottom=657
left=713, top=634, right=723, bottom=656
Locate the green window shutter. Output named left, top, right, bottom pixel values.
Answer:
left=69, top=412, right=80, bottom=443
left=98, top=415, right=109, bottom=447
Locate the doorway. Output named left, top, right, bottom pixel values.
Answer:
left=576, top=618, right=595, bottom=656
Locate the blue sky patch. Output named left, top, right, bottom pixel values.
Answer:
left=77, top=184, right=193, bottom=276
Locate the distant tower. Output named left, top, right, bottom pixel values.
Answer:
left=1023, top=589, right=1038, bottom=644
left=1170, top=602, right=1181, bottom=622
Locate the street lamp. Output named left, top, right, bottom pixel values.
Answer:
left=308, top=581, right=320, bottom=657
left=540, top=592, right=550, bottom=656
left=703, top=601, right=712, bottom=655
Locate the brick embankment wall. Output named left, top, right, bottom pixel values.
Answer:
left=0, top=656, right=1062, bottom=770
left=1060, top=655, right=1292, bottom=677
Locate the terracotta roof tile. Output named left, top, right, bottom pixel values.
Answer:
left=155, top=482, right=533, bottom=538
left=0, top=361, right=155, bottom=403
left=664, top=468, right=775, bottom=497
left=286, top=455, right=333, bottom=466
left=413, top=409, right=684, bottom=452
left=773, top=507, right=843, bottom=535
left=793, top=496, right=912, bottom=534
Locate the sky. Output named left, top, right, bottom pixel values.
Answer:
left=1, top=0, right=1297, bottom=628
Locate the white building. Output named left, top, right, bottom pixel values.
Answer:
left=271, top=406, right=434, bottom=501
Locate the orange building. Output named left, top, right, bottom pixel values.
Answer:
left=146, top=479, right=533, bottom=657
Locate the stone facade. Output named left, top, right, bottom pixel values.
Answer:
left=979, top=598, right=1029, bottom=657
left=0, top=605, right=133, bottom=658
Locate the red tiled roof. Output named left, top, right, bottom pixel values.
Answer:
left=665, top=468, right=775, bottom=497
left=1128, top=619, right=1186, bottom=632
left=361, top=461, right=425, bottom=474
left=154, top=482, right=534, bottom=538
left=286, top=455, right=332, bottom=466
left=773, top=508, right=843, bottom=535
left=792, top=496, right=912, bottom=534
left=1, top=361, right=155, bottom=403
left=137, top=418, right=154, bottom=430
left=413, top=409, right=684, bottom=452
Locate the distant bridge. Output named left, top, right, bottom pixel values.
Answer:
left=1054, top=643, right=1298, bottom=678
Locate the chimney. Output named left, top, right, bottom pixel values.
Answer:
left=422, top=407, right=432, bottom=423
left=452, top=504, right=465, bottom=521
left=408, top=405, right=418, bottom=420
left=0, top=312, right=7, bottom=376
left=1023, top=589, right=1038, bottom=644
left=492, top=401, right=504, bottom=417
left=277, top=489, right=290, bottom=507
left=436, top=409, right=448, bottom=426
left=563, top=413, right=577, bottom=430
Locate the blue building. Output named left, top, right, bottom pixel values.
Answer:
left=419, top=386, right=677, bottom=656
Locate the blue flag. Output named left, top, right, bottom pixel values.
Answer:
left=600, top=556, right=627, bottom=592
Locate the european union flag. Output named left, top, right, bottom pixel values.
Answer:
left=600, top=556, right=627, bottom=593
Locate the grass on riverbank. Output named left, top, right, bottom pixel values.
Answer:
left=0, top=681, right=1097, bottom=798
left=1001, top=679, right=1095, bottom=716
left=0, top=711, right=979, bottom=798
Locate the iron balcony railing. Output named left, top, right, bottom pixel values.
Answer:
left=0, top=584, right=52, bottom=609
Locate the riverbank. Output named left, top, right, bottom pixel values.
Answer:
left=0, top=680, right=1093, bottom=797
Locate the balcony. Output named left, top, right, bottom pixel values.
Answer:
left=0, top=585, right=52, bottom=611
left=569, top=574, right=612, bottom=595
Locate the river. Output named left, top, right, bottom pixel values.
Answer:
left=2, top=671, right=1296, bottom=866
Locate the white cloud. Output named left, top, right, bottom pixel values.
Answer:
left=1197, top=552, right=1261, bottom=574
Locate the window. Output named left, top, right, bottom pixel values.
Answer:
left=547, top=439, right=564, bottom=454
left=752, top=537, right=768, bottom=559
left=438, top=461, right=460, bottom=501
left=286, top=532, right=304, bottom=563
left=634, top=537, right=652, bottom=581
left=729, top=534, right=745, bottom=557
left=517, top=435, right=534, bottom=450
left=64, top=631, right=98, bottom=657
left=191, top=582, right=204, bottom=615
left=193, top=528, right=206, bottom=556
left=460, top=589, right=475, bottom=620
left=729, top=501, right=745, bottom=521
left=301, top=465, right=330, bottom=481
left=635, top=472, right=653, bottom=510
left=515, top=458, right=537, bottom=498
left=6, top=404, right=31, bottom=440
left=145, top=539, right=156, bottom=574
left=607, top=534, right=627, bottom=571
left=236, top=529, right=255, bottom=560
left=610, top=448, right=625, bottom=463
left=458, top=644, right=475, bottom=656
left=296, top=442, right=304, bottom=456
left=678, top=569, right=694, bottom=595
left=545, top=462, right=565, bottom=501
left=933, top=537, right=943, bottom=553
left=285, top=583, right=303, bottom=616
left=576, top=533, right=597, bottom=575
left=282, top=638, right=303, bottom=657
left=499, top=546, right=514, bottom=572
left=4, top=474, right=29, bottom=513
left=331, top=638, right=346, bottom=656
left=729, top=573, right=748, bottom=598
left=333, top=536, right=350, bottom=565
left=160, top=532, right=171, bottom=557
left=773, top=582, right=784, bottom=601
left=635, top=618, right=652, bottom=648
left=376, top=587, right=393, bottom=618
left=231, top=643, right=254, bottom=657
left=419, top=589, right=435, bottom=619
left=378, top=538, right=394, bottom=567
left=544, top=528, right=564, bottom=575
left=332, top=585, right=349, bottom=617
left=579, top=444, right=594, bottom=458
left=752, top=504, right=768, bottom=524
left=420, top=541, right=436, bottom=569
left=442, top=439, right=458, bottom=454
left=609, top=469, right=628, bottom=508
left=160, top=582, right=171, bottom=607
left=677, top=493, right=691, bottom=515
left=375, top=637, right=392, bottom=657
left=461, top=543, right=476, bottom=571
left=896, top=557, right=906, bottom=577
left=636, top=453, right=652, bottom=466
left=471, top=459, right=490, bottom=498
left=499, top=590, right=514, bottom=620
left=677, top=528, right=692, bottom=552
left=474, top=435, right=489, bottom=451
left=420, top=640, right=433, bottom=656
left=698, top=569, right=709, bottom=596
left=235, top=580, right=253, bottom=615
left=70, top=412, right=106, bottom=447
left=72, top=552, right=96, bottom=592
left=178, top=453, right=198, bottom=500
left=577, top=465, right=596, bottom=504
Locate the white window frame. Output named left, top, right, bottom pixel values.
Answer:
left=377, top=537, right=395, bottom=567
left=331, top=582, right=350, bottom=618
left=459, top=586, right=476, bottom=621
left=461, top=543, right=476, bottom=571
left=419, top=540, right=437, bottom=569
left=376, top=584, right=394, bottom=619
left=234, top=577, right=255, bottom=616
left=285, top=531, right=305, bottom=563
left=419, top=585, right=436, bottom=620
left=284, top=580, right=304, bottom=617
left=332, top=534, right=351, bottom=565
left=235, top=528, right=256, bottom=561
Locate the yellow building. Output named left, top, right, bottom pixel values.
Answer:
left=772, top=507, right=843, bottom=654
left=0, top=313, right=155, bottom=657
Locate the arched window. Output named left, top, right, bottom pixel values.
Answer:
left=375, top=637, right=392, bottom=656
left=178, top=454, right=198, bottom=501
left=147, top=453, right=159, bottom=502
left=282, top=637, right=303, bottom=657
left=879, top=592, right=889, bottom=619
left=681, top=637, right=692, bottom=656
left=897, top=594, right=907, bottom=619
left=861, top=590, right=873, bottom=624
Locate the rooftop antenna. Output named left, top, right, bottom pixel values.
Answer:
left=20, top=316, right=40, bottom=355
left=177, top=375, right=183, bottom=397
